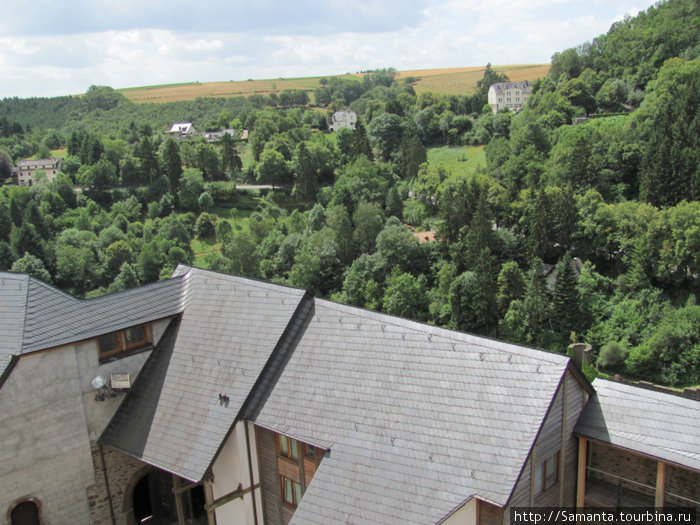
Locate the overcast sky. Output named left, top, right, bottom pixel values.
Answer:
left=1, top=0, right=647, bottom=99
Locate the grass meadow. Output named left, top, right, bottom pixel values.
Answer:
left=427, top=144, right=486, bottom=178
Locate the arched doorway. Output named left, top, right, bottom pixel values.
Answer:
left=132, top=474, right=153, bottom=523
left=9, top=500, right=41, bottom=525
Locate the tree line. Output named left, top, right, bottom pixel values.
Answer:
left=0, top=0, right=698, bottom=387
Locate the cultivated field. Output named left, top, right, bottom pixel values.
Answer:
left=117, top=64, right=549, bottom=104
left=118, top=76, right=342, bottom=104
left=399, top=64, right=550, bottom=95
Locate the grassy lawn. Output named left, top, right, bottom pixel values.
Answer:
left=427, top=144, right=486, bottom=177
left=50, top=148, right=67, bottom=158
left=240, top=144, right=256, bottom=172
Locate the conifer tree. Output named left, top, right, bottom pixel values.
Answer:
left=551, top=253, right=580, bottom=338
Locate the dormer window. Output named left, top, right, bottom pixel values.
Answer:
left=98, top=324, right=151, bottom=362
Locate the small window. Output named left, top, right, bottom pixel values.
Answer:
left=98, top=324, right=151, bottom=362
left=98, top=333, right=120, bottom=354
left=535, top=450, right=559, bottom=494
left=281, top=476, right=303, bottom=507
left=278, top=435, right=299, bottom=460
left=306, top=445, right=315, bottom=458
left=124, top=326, right=147, bottom=349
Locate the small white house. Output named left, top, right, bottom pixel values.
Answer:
left=165, top=122, right=198, bottom=139
left=328, top=110, right=357, bottom=132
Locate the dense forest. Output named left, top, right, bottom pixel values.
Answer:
left=0, top=0, right=698, bottom=387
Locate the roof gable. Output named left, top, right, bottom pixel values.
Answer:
left=254, top=299, right=569, bottom=524
left=102, top=267, right=307, bottom=481
left=0, top=271, right=185, bottom=381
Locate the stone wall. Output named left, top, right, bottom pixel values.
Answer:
left=589, top=442, right=657, bottom=496
left=87, top=444, right=151, bottom=525
left=665, top=465, right=700, bottom=509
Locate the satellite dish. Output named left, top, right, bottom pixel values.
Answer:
left=91, top=375, right=106, bottom=389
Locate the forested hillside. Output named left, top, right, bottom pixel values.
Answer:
left=0, top=0, right=698, bottom=387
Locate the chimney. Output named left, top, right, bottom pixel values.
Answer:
left=569, top=343, right=592, bottom=372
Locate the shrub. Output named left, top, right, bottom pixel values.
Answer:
left=195, top=212, right=217, bottom=238
left=597, top=341, right=629, bottom=372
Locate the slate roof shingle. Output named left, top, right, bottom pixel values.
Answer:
left=101, top=267, right=307, bottom=482
left=0, top=271, right=185, bottom=377
left=489, top=81, right=532, bottom=95
left=1, top=266, right=594, bottom=523
left=254, top=299, right=571, bottom=525
left=0, top=273, right=29, bottom=376
left=575, top=378, right=700, bottom=472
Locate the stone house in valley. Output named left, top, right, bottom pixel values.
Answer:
left=0, top=266, right=697, bottom=525
left=13, top=158, right=63, bottom=186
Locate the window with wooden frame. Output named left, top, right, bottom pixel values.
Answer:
left=280, top=475, right=303, bottom=507
left=97, top=324, right=151, bottom=362
left=277, top=435, right=300, bottom=461
left=534, top=450, right=559, bottom=494
left=305, top=444, right=315, bottom=459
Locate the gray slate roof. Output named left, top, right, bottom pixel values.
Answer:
left=14, top=158, right=62, bottom=169
left=489, top=81, right=531, bottom=94
left=575, top=378, right=700, bottom=471
left=0, top=273, right=30, bottom=377
left=0, top=271, right=185, bottom=377
left=254, top=299, right=570, bottom=525
left=101, top=267, right=307, bottom=482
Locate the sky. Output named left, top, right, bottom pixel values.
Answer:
left=1, top=0, right=648, bottom=99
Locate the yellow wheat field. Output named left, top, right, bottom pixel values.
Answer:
left=118, top=64, right=550, bottom=104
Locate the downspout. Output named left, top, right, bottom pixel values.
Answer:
left=98, top=444, right=117, bottom=525
left=245, top=422, right=260, bottom=525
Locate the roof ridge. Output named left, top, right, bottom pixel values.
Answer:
left=19, top=275, right=30, bottom=354
left=181, top=265, right=307, bottom=295
left=313, top=298, right=568, bottom=364
left=595, top=378, right=699, bottom=406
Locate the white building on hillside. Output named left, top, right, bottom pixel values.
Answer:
left=165, top=122, right=198, bottom=139
left=329, top=110, right=357, bottom=132
left=488, top=81, right=532, bottom=114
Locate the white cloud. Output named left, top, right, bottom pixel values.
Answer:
left=0, top=0, right=658, bottom=98
left=184, top=39, right=224, bottom=52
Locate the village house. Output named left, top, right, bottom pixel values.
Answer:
left=12, top=158, right=63, bottom=186
left=0, top=266, right=698, bottom=525
left=487, top=82, right=532, bottom=114
left=202, top=129, right=241, bottom=143
left=328, top=110, right=357, bottom=132
left=165, top=123, right=198, bottom=139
